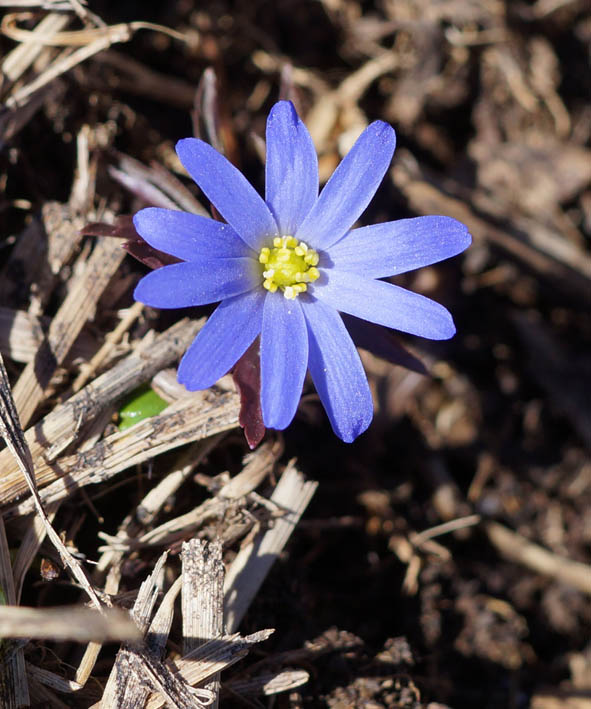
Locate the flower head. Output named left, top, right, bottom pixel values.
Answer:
left=133, top=101, right=471, bottom=442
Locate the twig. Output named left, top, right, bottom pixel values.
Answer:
left=485, top=521, right=591, bottom=595
left=0, top=353, right=102, bottom=610
left=0, top=516, right=30, bottom=707
left=0, top=605, right=141, bottom=643
left=224, top=462, right=318, bottom=632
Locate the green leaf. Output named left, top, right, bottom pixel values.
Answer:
left=118, top=385, right=168, bottom=430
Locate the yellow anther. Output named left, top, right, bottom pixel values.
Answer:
left=259, top=236, right=320, bottom=298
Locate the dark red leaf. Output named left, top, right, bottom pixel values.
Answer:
left=232, top=339, right=265, bottom=449
left=81, top=215, right=181, bottom=270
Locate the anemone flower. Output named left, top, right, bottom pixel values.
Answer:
left=133, top=101, right=471, bottom=441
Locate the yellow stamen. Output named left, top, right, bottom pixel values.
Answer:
left=258, top=236, right=320, bottom=299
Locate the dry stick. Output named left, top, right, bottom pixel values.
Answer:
left=144, top=630, right=276, bottom=709
left=1, top=14, right=188, bottom=46
left=25, top=667, right=73, bottom=708
left=485, top=521, right=591, bottom=595
left=182, top=539, right=224, bottom=708
left=224, top=463, right=318, bottom=633
left=224, top=670, right=310, bottom=698
left=71, top=301, right=144, bottom=392
left=74, top=438, right=225, bottom=690
left=98, top=553, right=207, bottom=709
left=99, top=552, right=168, bottom=707
left=0, top=354, right=102, bottom=610
left=0, top=605, right=140, bottom=643
left=1, top=11, right=70, bottom=82
left=24, top=665, right=83, bottom=696
left=11, top=236, right=126, bottom=427
left=0, top=307, right=96, bottom=364
left=2, top=15, right=189, bottom=109
left=107, top=577, right=186, bottom=709
left=7, top=388, right=241, bottom=519
left=111, top=438, right=280, bottom=551
left=0, top=317, right=204, bottom=507
left=0, top=516, right=30, bottom=708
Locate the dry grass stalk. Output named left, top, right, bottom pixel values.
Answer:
left=8, top=387, right=240, bottom=519
left=0, top=307, right=97, bottom=364
left=182, top=538, right=224, bottom=707
left=102, top=577, right=183, bottom=709
left=1, top=11, right=70, bottom=83
left=0, top=318, right=204, bottom=507
left=2, top=11, right=189, bottom=110
left=1, top=13, right=188, bottom=47
left=0, top=605, right=141, bottom=643
left=225, top=669, right=310, bottom=697
left=0, top=516, right=30, bottom=708
left=102, top=438, right=280, bottom=552
left=74, top=439, right=222, bottom=690
left=97, top=553, right=274, bottom=709
left=25, top=664, right=83, bottom=696
left=224, top=463, right=318, bottom=633
left=485, top=521, right=591, bottom=595
left=71, top=301, right=144, bottom=392
left=0, top=353, right=102, bottom=610
left=144, top=629, right=276, bottom=709
left=98, top=551, right=168, bottom=707
left=12, top=236, right=126, bottom=426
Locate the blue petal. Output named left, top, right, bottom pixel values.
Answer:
left=314, top=269, right=456, bottom=340
left=303, top=297, right=373, bottom=442
left=133, top=208, right=254, bottom=261
left=265, top=101, right=318, bottom=235
left=177, top=289, right=265, bottom=390
left=260, top=293, right=308, bottom=430
left=133, top=259, right=258, bottom=308
left=329, top=216, right=471, bottom=277
left=295, top=121, right=396, bottom=250
left=176, top=138, right=279, bottom=251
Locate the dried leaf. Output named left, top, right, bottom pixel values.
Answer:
left=232, top=339, right=265, bottom=449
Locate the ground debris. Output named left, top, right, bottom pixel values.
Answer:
left=0, top=0, right=588, bottom=706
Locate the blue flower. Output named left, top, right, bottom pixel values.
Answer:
left=133, top=101, right=471, bottom=442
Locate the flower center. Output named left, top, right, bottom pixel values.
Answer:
left=258, top=236, right=320, bottom=299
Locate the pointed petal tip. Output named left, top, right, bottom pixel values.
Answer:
left=336, top=413, right=372, bottom=443
left=268, top=99, right=297, bottom=118
left=428, top=310, right=457, bottom=341
left=370, top=119, right=397, bottom=150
